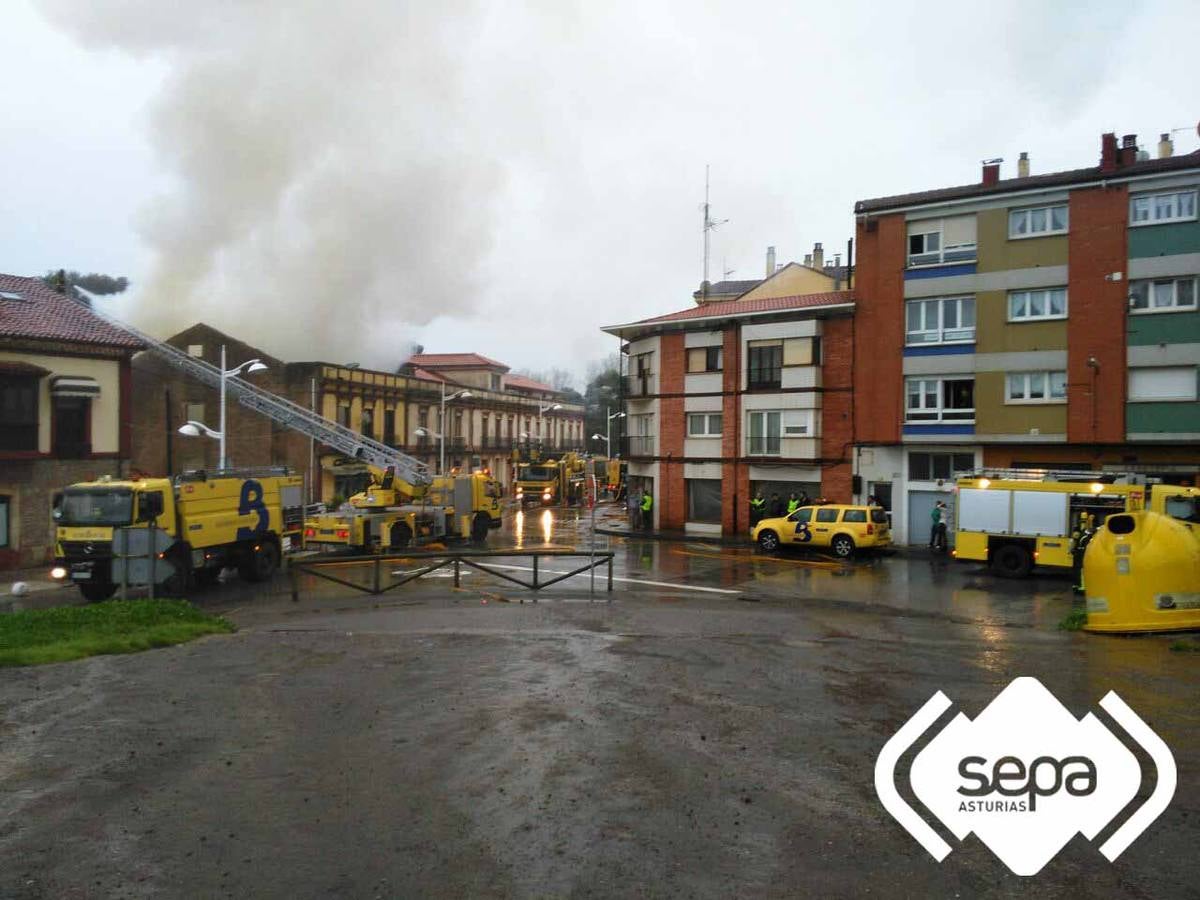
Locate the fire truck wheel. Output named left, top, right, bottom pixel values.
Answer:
left=241, top=541, right=280, bottom=582
left=471, top=513, right=490, bottom=544
left=79, top=581, right=117, bottom=603
left=389, top=523, right=412, bottom=549
left=990, top=543, right=1033, bottom=578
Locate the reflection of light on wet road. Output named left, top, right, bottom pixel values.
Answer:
left=541, top=510, right=553, bottom=545
left=513, top=510, right=524, bottom=550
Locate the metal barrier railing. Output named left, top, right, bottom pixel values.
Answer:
left=289, top=548, right=614, bottom=598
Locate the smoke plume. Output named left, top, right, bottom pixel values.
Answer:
left=37, top=0, right=501, bottom=367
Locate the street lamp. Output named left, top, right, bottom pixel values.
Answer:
left=439, top=383, right=471, bottom=476
left=177, top=344, right=267, bottom=470
left=606, top=407, right=626, bottom=458
left=591, top=432, right=609, bottom=454
left=538, top=401, right=562, bottom=446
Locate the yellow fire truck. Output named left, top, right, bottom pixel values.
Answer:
left=52, top=468, right=305, bottom=601
left=512, top=448, right=586, bottom=506
left=953, top=470, right=1199, bottom=577
left=304, top=463, right=502, bottom=551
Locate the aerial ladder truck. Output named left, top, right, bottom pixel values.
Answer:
left=51, top=310, right=502, bottom=599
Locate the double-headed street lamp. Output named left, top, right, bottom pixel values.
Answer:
left=177, top=344, right=268, bottom=470
left=424, top=382, right=471, bottom=476
left=538, top=401, right=562, bottom=446
left=605, top=407, right=626, bottom=457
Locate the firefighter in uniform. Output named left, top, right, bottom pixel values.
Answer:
left=749, top=492, right=766, bottom=527
left=787, top=492, right=801, bottom=515
left=640, top=488, right=654, bottom=531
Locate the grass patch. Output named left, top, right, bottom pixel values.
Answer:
left=1058, top=607, right=1088, bottom=631
left=1170, top=640, right=1200, bottom=653
left=0, top=600, right=233, bottom=667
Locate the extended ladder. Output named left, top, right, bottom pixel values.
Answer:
left=93, top=310, right=432, bottom=487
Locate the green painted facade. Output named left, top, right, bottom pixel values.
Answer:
left=976, top=208, right=1069, bottom=273
left=974, top=371, right=1067, bottom=434
left=1128, top=309, right=1200, bottom=345
left=1127, top=401, right=1200, bottom=434
left=1127, top=221, right=1200, bottom=259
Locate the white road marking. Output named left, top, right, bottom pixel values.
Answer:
left=481, top=563, right=741, bottom=595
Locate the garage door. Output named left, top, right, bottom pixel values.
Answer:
left=907, top=490, right=955, bottom=548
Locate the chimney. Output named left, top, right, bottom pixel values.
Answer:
left=1158, top=132, right=1174, bottom=159
left=765, top=246, right=776, bottom=277
left=1017, top=151, right=1030, bottom=179
left=982, top=159, right=1001, bottom=186
left=803, top=253, right=813, bottom=267
left=1100, top=132, right=1118, bottom=172
left=1119, top=134, right=1138, bottom=167
left=812, top=242, right=824, bottom=271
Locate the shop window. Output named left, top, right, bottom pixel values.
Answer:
left=686, top=479, right=722, bottom=523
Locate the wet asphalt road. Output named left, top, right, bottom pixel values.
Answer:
left=2, top=502, right=1198, bottom=898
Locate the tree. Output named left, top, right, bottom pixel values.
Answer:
left=582, top=353, right=621, bottom=455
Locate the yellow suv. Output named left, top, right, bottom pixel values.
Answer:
left=753, top=504, right=891, bottom=558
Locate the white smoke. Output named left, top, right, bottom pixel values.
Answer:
left=37, top=0, right=502, bottom=367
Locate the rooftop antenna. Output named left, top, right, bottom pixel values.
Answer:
left=701, top=165, right=728, bottom=298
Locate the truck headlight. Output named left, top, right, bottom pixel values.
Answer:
left=50, top=566, right=67, bottom=580
left=542, top=491, right=551, bottom=501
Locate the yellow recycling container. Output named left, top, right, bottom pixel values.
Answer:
left=1084, top=510, right=1200, bottom=633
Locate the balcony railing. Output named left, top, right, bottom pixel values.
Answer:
left=746, top=436, right=782, bottom=456
left=623, top=373, right=656, bottom=398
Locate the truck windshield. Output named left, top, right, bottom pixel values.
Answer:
left=520, top=467, right=555, bottom=481
left=1165, top=496, right=1200, bottom=524
left=59, top=489, right=134, bottom=526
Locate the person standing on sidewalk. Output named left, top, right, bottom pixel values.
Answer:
left=640, top=488, right=654, bottom=532
left=786, top=492, right=801, bottom=515
left=929, top=501, right=948, bottom=552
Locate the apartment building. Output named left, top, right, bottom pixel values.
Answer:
left=603, top=277, right=854, bottom=536
left=852, top=131, right=1200, bottom=544
left=131, top=326, right=585, bottom=499
left=0, top=274, right=142, bottom=568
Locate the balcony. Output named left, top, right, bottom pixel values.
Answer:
left=625, top=435, right=656, bottom=457
left=623, top=373, right=656, bottom=398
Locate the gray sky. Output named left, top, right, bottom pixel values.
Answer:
left=4, top=0, right=1198, bottom=387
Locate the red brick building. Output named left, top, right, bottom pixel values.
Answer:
left=603, top=291, right=855, bottom=535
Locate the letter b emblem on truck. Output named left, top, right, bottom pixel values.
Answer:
left=236, top=479, right=269, bottom=540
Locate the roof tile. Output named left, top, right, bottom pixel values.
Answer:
left=621, top=290, right=854, bottom=328
left=0, top=274, right=142, bottom=349
left=407, top=352, right=509, bottom=371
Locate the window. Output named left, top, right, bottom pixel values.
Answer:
left=783, top=337, right=820, bottom=367
left=1129, top=277, right=1197, bottom=313
left=686, top=479, right=722, bottom=523
left=628, top=414, right=655, bottom=455
left=687, top=413, right=722, bottom=436
left=1128, top=367, right=1198, bottom=402
left=338, top=405, right=351, bottom=428
left=815, top=508, right=839, bottom=523
left=490, top=374, right=501, bottom=390
left=686, top=346, right=723, bottom=373
left=1008, top=288, right=1067, bottom=321
left=361, top=407, right=374, bottom=437
left=747, top=410, right=781, bottom=455
left=383, top=409, right=396, bottom=444
left=0, top=495, right=7, bottom=548
left=908, top=452, right=975, bottom=481
left=747, top=342, right=783, bottom=389
left=418, top=407, right=429, bottom=429
left=782, top=409, right=814, bottom=437
left=907, top=216, right=976, bottom=266
left=0, top=376, right=39, bottom=451
left=186, top=344, right=204, bottom=358
left=1130, top=189, right=1198, bottom=226
left=905, top=296, right=975, bottom=344
left=53, top=397, right=89, bottom=457
left=842, top=509, right=867, bottom=523
left=905, top=378, right=974, bottom=422
left=1009, top=204, right=1068, bottom=238
left=788, top=507, right=813, bottom=525
left=1006, top=371, right=1067, bottom=403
